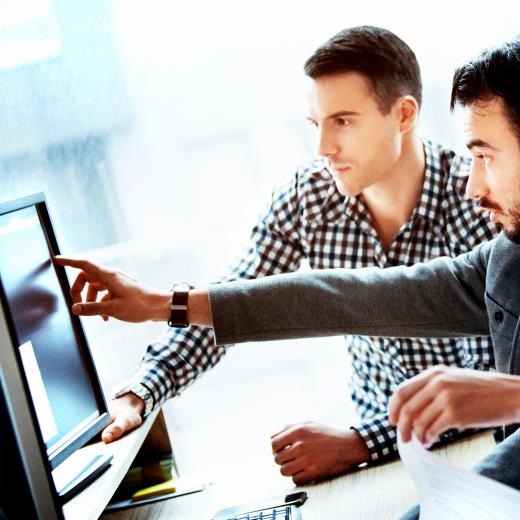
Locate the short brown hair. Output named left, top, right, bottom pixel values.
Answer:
left=304, top=26, right=422, bottom=113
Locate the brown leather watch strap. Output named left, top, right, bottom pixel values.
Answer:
left=168, top=284, right=192, bottom=327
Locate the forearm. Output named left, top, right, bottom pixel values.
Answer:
left=206, top=249, right=490, bottom=345
left=346, top=429, right=371, bottom=465
left=187, top=290, right=213, bottom=326
left=493, top=374, right=520, bottom=424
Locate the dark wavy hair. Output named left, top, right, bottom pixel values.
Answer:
left=451, top=39, right=520, bottom=143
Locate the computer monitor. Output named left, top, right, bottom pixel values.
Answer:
left=0, top=351, right=64, bottom=520
left=0, top=193, right=112, bottom=500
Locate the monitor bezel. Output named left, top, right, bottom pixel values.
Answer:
left=0, top=192, right=110, bottom=469
left=0, top=289, right=64, bottom=519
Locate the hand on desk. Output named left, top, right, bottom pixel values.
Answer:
left=102, top=393, right=144, bottom=443
left=388, top=365, right=520, bottom=447
left=271, top=421, right=369, bottom=484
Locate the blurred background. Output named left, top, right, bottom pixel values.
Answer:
left=1, top=0, right=518, bottom=473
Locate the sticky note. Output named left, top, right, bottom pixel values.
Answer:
left=131, top=479, right=177, bottom=501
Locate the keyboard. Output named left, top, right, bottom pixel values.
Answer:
left=219, top=504, right=302, bottom=520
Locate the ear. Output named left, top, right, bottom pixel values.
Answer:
left=397, top=95, right=419, bottom=133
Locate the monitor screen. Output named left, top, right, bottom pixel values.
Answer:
left=0, top=193, right=110, bottom=469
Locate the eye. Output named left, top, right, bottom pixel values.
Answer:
left=473, top=150, right=491, bottom=164
left=336, top=118, right=350, bottom=127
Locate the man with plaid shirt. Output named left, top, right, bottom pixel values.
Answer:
left=96, top=26, right=497, bottom=482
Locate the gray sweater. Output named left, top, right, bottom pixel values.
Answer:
left=209, top=232, right=520, bottom=376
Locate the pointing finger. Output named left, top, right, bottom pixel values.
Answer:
left=55, top=256, right=111, bottom=285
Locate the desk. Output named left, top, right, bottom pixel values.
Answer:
left=62, top=409, right=172, bottom=520
left=101, top=431, right=496, bottom=520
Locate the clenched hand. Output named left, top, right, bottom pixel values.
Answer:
left=271, top=421, right=369, bottom=484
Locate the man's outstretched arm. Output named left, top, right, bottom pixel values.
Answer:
left=207, top=244, right=492, bottom=344
left=57, top=238, right=492, bottom=344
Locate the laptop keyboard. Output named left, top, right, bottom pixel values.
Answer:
left=222, top=504, right=301, bottom=519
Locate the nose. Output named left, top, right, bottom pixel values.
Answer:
left=317, top=127, right=340, bottom=158
left=466, top=159, right=489, bottom=201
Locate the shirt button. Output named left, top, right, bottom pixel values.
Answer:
left=494, top=310, right=504, bottom=323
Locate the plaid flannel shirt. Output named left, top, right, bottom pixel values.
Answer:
left=132, top=139, right=497, bottom=462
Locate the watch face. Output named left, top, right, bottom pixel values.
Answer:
left=133, top=386, right=147, bottom=399
left=132, top=385, right=153, bottom=414
left=116, top=383, right=153, bottom=414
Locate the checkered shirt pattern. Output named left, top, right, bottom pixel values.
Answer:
left=131, top=139, right=497, bottom=463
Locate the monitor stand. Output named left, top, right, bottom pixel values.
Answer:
left=52, top=449, right=113, bottom=502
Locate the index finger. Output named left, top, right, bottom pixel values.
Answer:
left=55, top=256, right=110, bottom=284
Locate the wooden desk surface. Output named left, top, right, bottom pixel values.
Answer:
left=101, top=431, right=496, bottom=520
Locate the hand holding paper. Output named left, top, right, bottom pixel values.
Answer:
left=388, top=365, right=520, bottom=445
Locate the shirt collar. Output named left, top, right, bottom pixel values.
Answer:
left=321, top=170, right=373, bottom=232
left=308, top=160, right=366, bottom=225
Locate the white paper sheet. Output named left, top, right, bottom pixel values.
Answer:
left=397, top=432, right=520, bottom=519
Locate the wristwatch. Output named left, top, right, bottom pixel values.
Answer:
left=168, top=283, right=193, bottom=328
left=113, top=382, right=154, bottom=418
